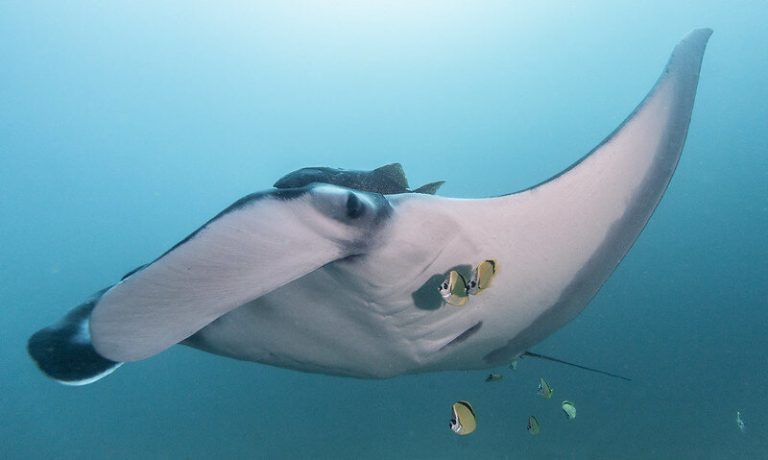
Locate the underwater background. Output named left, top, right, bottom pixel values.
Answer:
left=1, top=1, right=766, bottom=459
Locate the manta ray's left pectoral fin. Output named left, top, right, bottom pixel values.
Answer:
left=28, top=185, right=391, bottom=377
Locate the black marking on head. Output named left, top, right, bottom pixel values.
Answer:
left=27, top=290, right=120, bottom=384
left=412, top=265, right=473, bottom=310
left=439, top=321, right=483, bottom=351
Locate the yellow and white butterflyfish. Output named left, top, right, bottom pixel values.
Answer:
left=449, top=401, right=477, bottom=435
left=561, top=401, right=576, bottom=419
left=439, top=271, right=468, bottom=306
left=467, top=260, right=497, bottom=295
left=527, top=416, right=541, bottom=435
left=537, top=377, right=553, bottom=399
left=485, top=373, right=503, bottom=382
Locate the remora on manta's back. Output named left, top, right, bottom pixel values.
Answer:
left=28, top=30, right=712, bottom=386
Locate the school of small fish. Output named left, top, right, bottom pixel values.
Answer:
left=445, top=260, right=584, bottom=437
left=450, top=364, right=581, bottom=437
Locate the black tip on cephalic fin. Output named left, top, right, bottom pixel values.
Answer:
left=27, top=291, right=122, bottom=385
left=412, top=181, right=445, bottom=195
left=523, top=351, right=631, bottom=382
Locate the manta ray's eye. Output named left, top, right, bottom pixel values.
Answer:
left=346, top=192, right=365, bottom=219
left=310, top=185, right=384, bottom=224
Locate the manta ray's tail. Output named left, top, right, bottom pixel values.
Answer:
left=27, top=289, right=122, bottom=385
left=523, top=351, right=631, bottom=381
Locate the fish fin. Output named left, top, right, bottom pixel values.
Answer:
left=412, top=181, right=445, bottom=195
left=373, top=163, right=409, bottom=189
left=27, top=290, right=123, bottom=385
left=523, top=351, right=631, bottom=381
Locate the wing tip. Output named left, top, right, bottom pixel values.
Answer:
left=28, top=294, right=123, bottom=385
left=666, top=28, right=713, bottom=77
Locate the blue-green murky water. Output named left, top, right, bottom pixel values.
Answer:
left=2, top=2, right=766, bottom=458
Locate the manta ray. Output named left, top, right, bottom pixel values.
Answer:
left=28, top=29, right=711, bottom=386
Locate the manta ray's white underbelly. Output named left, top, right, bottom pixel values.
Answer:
left=185, top=207, right=564, bottom=379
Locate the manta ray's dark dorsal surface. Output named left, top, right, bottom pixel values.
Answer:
left=274, top=162, right=445, bottom=195
left=28, top=29, right=712, bottom=385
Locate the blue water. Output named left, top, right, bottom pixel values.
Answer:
left=2, top=2, right=766, bottom=458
